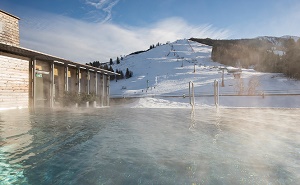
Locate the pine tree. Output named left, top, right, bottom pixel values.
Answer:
left=115, top=69, right=120, bottom=80
left=120, top=71, right=124, bottom=79
left=109, top=58, right=113, bottom=65
left=283, top=38, right=300, bottom=79
left=125, top=68, right=129, bottom=78
left=117, top=57, right=120, bottom=64
left=129, top=71, right=133, bottom=78
left=109, top=66, right=114, bottom=72
left=103, top=64, right=109, bottom=70
left=94, top=61, right=100, bottom=68
left=109, top=66, right=115, bottom=80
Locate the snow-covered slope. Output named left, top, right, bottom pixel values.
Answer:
left=110, top=39, right=300, bottom=108
left=257, top=35, right=299, bottom=45
left=280, top=35, right=300, bottom=42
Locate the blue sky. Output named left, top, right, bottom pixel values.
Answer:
left=1, top=0, right=300, bottom=63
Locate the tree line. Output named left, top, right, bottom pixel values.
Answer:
left=85, top=41, right=165, bottom=81
left=129, top=42, right=163, bottom=56
left=191, top=37, right=300, bottom=79
left=86, top=57, right=133, bottom=81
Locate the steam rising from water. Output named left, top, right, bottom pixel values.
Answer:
left=0, top=108, right=299, bottom=184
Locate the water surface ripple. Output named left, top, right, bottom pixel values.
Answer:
left=0, top=108, right=299, bottom=184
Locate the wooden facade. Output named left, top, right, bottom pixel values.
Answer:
left=0, top=10, right=20, bottom=46
left=0, top=44, right=116, bottom=109
left=0, top=10, right=117, bottom=110
left=0, top=52, right=29, bottom=109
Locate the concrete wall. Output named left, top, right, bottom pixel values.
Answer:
left=0, top=52, right=29, bottom=109
left=0, top=10, right=20, bottom=46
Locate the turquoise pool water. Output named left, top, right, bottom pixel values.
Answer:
left=0, top=108, right=299, bottom=184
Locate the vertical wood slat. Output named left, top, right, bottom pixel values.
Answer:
left=87, top=70, right=90, bottom=95
left=107, top=75, right=110, bottom=106
left=77, top=67, right=80, bottom=93
left=95, top=72, right=98, bottom=95
left=50, top=62, right=54, bottom=108
left=28, top=58, right=33, bottom=108
left=32, top=58, right=36, bottom=108
left=102, top=74, right=104, bottom=107
left=65, top=65, right=68, bottom=92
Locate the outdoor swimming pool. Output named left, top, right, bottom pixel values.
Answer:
left=0, top=107, right=299, bottom=184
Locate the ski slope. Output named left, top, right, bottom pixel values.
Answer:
left=110, top=39, right=300, bottom=108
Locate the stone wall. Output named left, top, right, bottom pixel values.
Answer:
left=0, top=52, right=29, bottom=109
left=0, top=10, right=20, bottom=46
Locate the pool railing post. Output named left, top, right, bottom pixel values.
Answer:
left=50, top=61, right=55, bottom=108
left=189, top=81, right=191, bottom=104
left=221, top=69, right=225, bottom=87
left=214, top=80, right=219, bottom=108
left=192, top=82, right=195, bottom=108
left=189, top=81, right=195, bottom=109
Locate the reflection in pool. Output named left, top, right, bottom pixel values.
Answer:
left=0, top=108, right=299, bottom=184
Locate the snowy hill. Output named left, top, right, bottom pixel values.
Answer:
left=110, top=39, right=300, bottom=108
left=256, top=35, right=300, bottom=54
left=256, top=35, right=300, bottom=44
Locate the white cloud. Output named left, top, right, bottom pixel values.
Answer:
left=20, top=13, right=230, bottom=63
left=85, top=0, right=120, bottom=23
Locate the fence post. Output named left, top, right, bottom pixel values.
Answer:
left=221, top=69, right=225, bottom=87
left=189, top=81, right=195, bottom=109
left=189, top=81, right=191, bottom=104
left=192, top=82, right=195, bottom=107
left=214, top=80, right=219, bottom=108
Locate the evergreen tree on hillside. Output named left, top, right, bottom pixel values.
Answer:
left=120, top=70, right=124, bottom=79
left=117, top=57, right=120, bottom=64
left=125, top=68, right=130, bottom=78
left=256, top=51, right=281, bottom=73
left=86, top=61, right=101, bottom=68
left=109, top=65, right=114, bottom=72
left=109, top=66, right=115, bottom=81
left=94, top=61, right=101, bottom=68
left=125, top=68, right=133, bottom=79
left=109, top=58, right=113, bottom=65
left=103, top=64, right=109, bottom=70
left=196, top=37, right=300, bottom=79
left=283, top=39, right=300, bottom=79
left=129, top=71, right=133, bottom=78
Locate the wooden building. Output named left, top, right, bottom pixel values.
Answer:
left=0, top=10, right=117, bottom=110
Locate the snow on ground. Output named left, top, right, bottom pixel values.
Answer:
left=111, top=39, right=300, bottom=108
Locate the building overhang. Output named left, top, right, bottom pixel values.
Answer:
left=0, top=42, right=119, bottom=76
